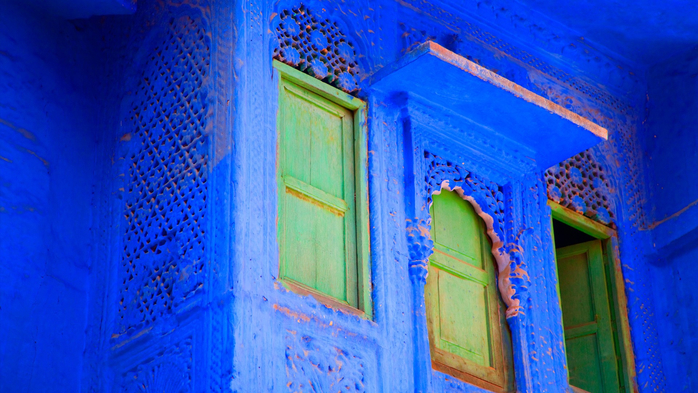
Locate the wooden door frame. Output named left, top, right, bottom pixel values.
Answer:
left=548, top=200, right=638, bottom=393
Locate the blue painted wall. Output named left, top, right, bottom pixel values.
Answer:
left=225, top=0, right=662, bottom=391
left=0, top=2, right=99, bottom=391
left=644, top=45, right=698, bottom=392
left=0, top=0, right=689, bottom=391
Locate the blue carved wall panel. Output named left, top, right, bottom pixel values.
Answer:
left=259, top=0, right=663, bottom=391
left=642, top=46, right=698, bottom=392
left=83, top=1, right=234, bottom=391
left=115, top=10, right=210, bottom=338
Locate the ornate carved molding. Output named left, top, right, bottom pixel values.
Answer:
left=408, top=103, right=536, bottom=184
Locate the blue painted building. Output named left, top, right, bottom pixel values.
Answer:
left=0, top=0, right=696, bottom=391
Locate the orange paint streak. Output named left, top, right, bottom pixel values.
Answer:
left=273, top=304, right=312, bottom=323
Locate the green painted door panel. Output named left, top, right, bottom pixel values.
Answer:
left=437, top=270, right=491, bottom=367
left=566, top=335, right=604, bottom=393
left=281, top=191, right=347, bottom=301
left=557, top=240, right=620, bottom=393
left=432, top=190, right=483, bottom=269
left=278, top=77, right=358, bottom=308
left=425, top=190, right=513, bottom=390
left=558, top=252, right=595, bottom=327
left=281, top=81, right=350, bottom=198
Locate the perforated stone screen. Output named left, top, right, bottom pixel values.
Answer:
left=273, top=4, right=361, bottom=93
left=545, top=151, right=614, bottom=225
left=117, top=13, right=210, bottom=336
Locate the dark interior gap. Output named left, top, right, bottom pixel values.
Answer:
left=553, top=219, right=596, bottom=248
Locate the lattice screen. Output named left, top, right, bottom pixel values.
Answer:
left=117, top=13, right=210, bottom=336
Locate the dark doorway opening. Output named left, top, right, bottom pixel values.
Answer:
left=553, top=218, right=623, bottom=393
left=553, top=219, right=595, bottom=248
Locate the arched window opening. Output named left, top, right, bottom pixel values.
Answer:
left=425, top=189, right=515, bottom=392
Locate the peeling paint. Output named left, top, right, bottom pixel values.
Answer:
left=0, top=118, right=36, bottom=142
left=644, top=197, right=698, bottom=231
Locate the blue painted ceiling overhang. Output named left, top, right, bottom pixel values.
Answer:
left=371, top=42, right=607, bottom=172
left=509, top=0, right=698, bottom=66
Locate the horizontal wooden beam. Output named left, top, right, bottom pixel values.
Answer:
left=548, top=200, right=614, bottom=239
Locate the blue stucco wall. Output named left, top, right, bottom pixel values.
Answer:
left=0, top=0, right=685, bottom=392
left=0, top=3, right=99, bottom=391
left=644, top=46, right=698, bottom=392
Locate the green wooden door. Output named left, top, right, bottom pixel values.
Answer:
left=425, top=190, right=513, bottom=391
left=557, top=240, right=621, bottom=393
left=277, top=77, right=358, bottom=307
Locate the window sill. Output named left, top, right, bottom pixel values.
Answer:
left=278, top=278, right=369, bottom=320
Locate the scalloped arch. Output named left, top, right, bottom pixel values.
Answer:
left=422, top=152, right=523, bottom=318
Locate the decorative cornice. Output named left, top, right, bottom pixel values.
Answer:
left=408, top=102, right=537, bottom=183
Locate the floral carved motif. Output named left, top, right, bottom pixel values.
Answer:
left=273, top=4, right=361, bottom=93
left=121, top=336, right=193, bottom=393
left=284, top=331, right=366, bottom=392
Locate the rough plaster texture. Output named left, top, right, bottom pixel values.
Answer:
left=229, top=0, right=660, bottom=391
left=0, top=0, right=691, bottom=391
left=0, top=2, right=99, bottom=391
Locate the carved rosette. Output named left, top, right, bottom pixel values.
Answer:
left=119, top=336, right=194, bottom=393
left=407, top=152, right=525, bottom=318
left=285, top=332, right=366, bottom=392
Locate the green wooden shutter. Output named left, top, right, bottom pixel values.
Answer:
left=277, top=76, right=359, bottom=308
left=425, top=190, right=513, bottom=391
left=557, top=240, right=621, bottom=393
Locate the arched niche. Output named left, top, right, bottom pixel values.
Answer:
left=412, top=151, right=525, bottom=319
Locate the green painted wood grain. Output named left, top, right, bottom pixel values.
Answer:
left=275, top=66, right=371, bottom=313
